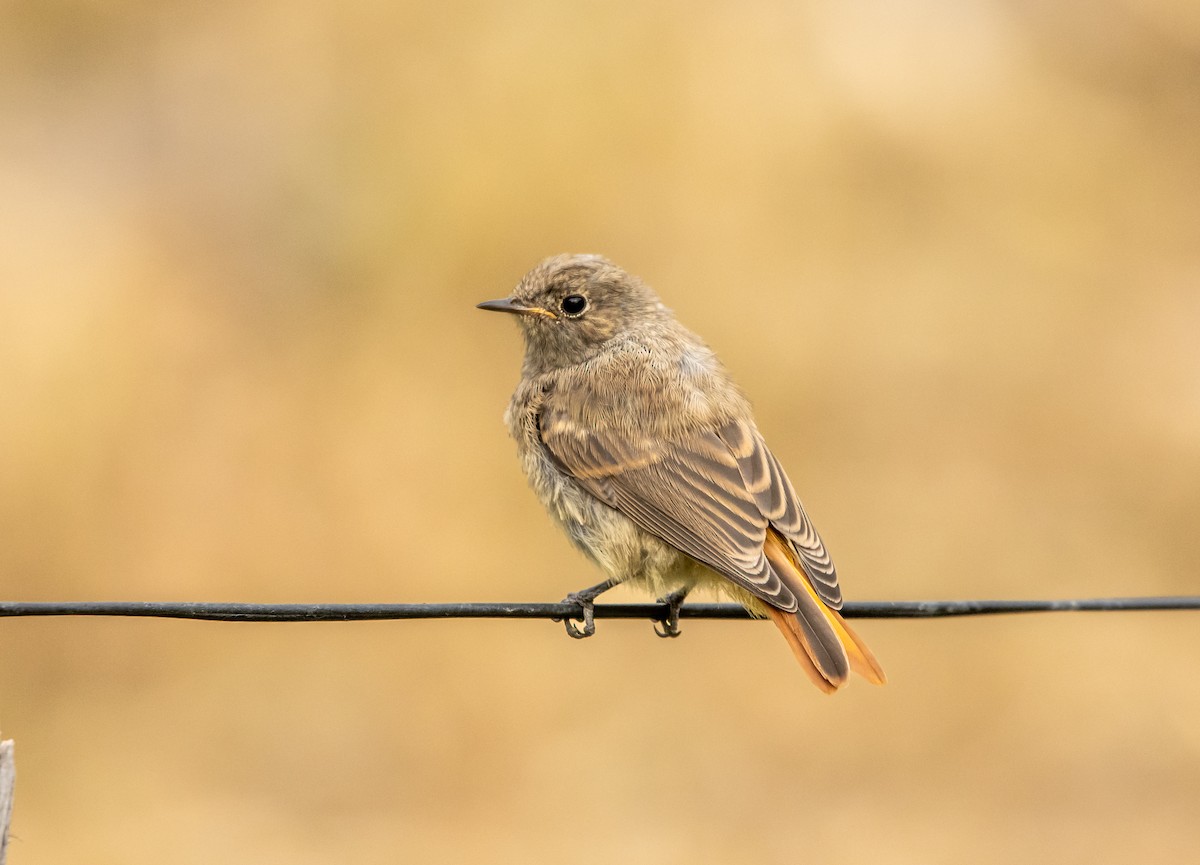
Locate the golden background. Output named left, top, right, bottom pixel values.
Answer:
left=2, top=1, right=1199, bottom=862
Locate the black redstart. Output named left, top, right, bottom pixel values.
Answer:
left=478, top=254, right=884, bottom=692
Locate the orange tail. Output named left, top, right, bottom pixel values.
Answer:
left=763, top=531, right=886, bottom=692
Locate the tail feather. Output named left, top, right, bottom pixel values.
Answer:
left=763, top=606, right=840, bottom=694
left=824, top=606, right=887, bottom=685
left=763, top=529, right=886, bottom=690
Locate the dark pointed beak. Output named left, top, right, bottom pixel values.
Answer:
left=476, top=298, right=556, bottom=318
left=476, top=298, right=524, bottom=314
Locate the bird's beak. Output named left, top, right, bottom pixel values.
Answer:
left=476, top=298, right=557, bottom=319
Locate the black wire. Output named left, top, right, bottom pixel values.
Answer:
left=1, top=597, right=1198, bottom=623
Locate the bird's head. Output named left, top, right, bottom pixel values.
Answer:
left=477, top=254, right=664, bottom=372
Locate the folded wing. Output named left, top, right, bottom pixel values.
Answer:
left=539, top=411, right=843, bottom=614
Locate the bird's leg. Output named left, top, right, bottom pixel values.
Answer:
left=653, top=586, right=691, bottom=638
left=557, top=578, right=618, bottom=639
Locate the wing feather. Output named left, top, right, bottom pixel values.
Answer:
left=720, top=423, right=842, bottom=608
left=541, top=406, right=842, bottom=613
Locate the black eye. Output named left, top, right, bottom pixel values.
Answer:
left=560, top=294, right=588, bottom=316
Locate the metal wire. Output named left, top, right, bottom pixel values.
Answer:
left=1, top=596, right=1198, bottom=623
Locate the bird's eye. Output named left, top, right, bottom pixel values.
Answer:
left=560, top=294, right=588, bottom=316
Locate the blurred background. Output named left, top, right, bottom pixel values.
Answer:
left=2, top=0, right=1199, bottom=862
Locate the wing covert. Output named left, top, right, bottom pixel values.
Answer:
left=540, top=408, right=841, bottom=613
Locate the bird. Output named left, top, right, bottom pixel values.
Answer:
left=477, top=254, right=884, bottom=692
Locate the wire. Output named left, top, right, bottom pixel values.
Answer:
left=1, top=596, right=1198, bottom=623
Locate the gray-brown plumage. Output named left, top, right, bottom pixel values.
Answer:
left=478, top=254, right=884, bottom=692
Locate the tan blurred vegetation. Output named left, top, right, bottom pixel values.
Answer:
left=2, top=0, right=1199, bottom=862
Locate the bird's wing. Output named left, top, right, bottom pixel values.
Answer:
left=715, top=420, right=842, bottom=608
left=539, top=411, right=841, bottom=613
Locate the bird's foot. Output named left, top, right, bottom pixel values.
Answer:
left=556, top=579, right=617, bottom=639
left=653, top=587, right=691, bottom=638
